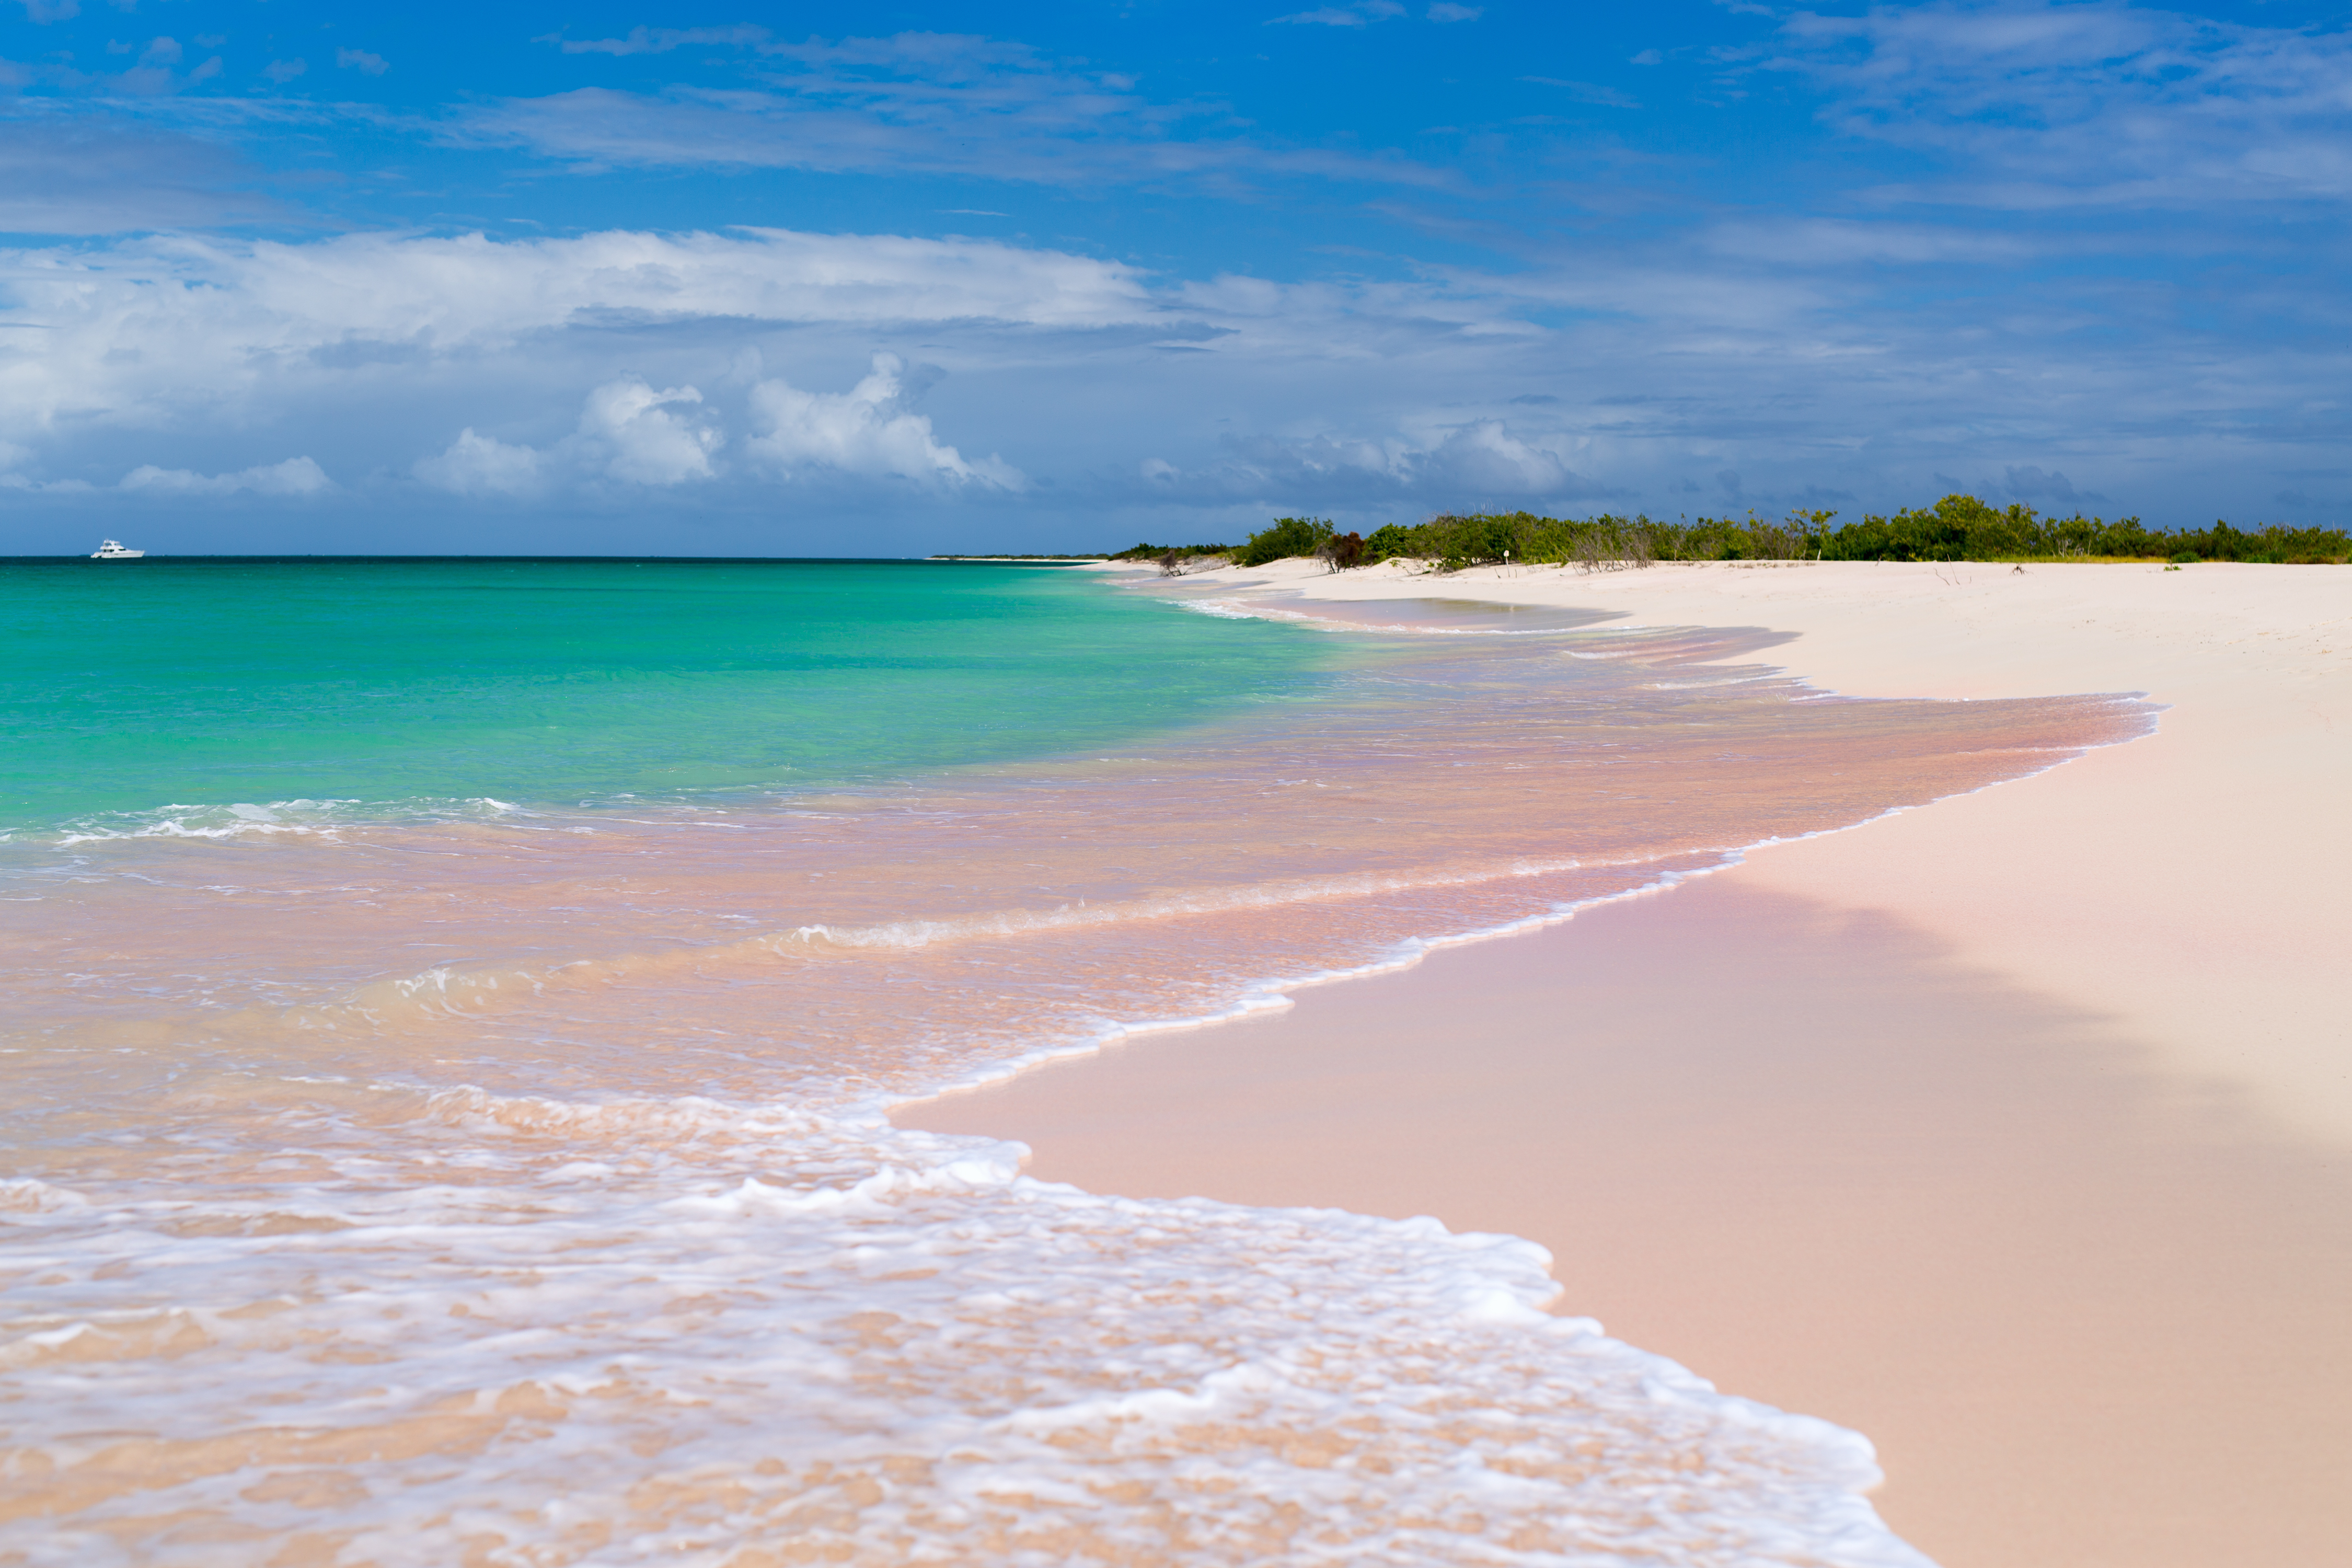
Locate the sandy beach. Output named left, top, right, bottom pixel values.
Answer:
left=903, top=558, right=2352, bottom=1567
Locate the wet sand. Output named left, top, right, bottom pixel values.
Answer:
left=1194, top=557, right=2352, bottom=1146
left=903, top=559, right=2352, bottom=1565
left=903, top=876, right=2352, bottom=1567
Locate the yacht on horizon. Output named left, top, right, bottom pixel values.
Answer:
left=90, top=539, right=145, bottom=559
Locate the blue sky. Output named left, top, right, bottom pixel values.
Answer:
left=1, top=1, right=2345, bottom=553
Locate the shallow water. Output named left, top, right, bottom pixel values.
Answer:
left=0, top=561, right=2154, bottom=1565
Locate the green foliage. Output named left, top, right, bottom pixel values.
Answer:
left=1233, top=516, right=1335, bottom=567
left=1811, top=501, right=2348, bottom=563
left=1108, top=540, right=1234, bottom=561
left=1272, top=497, right=2348, bottom=570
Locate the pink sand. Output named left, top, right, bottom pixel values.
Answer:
left=904, top=559, right=2352, bottom=1567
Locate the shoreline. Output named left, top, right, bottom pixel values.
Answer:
left=1134, top=555, right=2352, bottom=1147
left=901, top=557, right=2352, bottom=1566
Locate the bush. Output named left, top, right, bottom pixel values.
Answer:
left=1233, top=516, right=1335, bottom=567
left=1109, top=540, right=1233, bottom=561
left=1201, top=502, right=2348, bottom=574
left=1316, top=532, right=1367, bottom=571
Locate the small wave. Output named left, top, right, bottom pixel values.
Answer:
left=296, top=848, right=1702, bottom=1043
left=1179, top=595, right=1599, bottom=637
left=36, top=794, right=537, bottom=848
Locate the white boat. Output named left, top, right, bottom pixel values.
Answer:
left=91, top=539, right=145, bottom=559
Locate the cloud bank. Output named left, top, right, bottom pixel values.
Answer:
left=0, top=212, right=2341, bottom=544
left=0, top=4, right=2345, bottom=548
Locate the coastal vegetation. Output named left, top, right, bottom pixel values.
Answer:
left=1218, top=497, right=2350, bottom=571
left=1109, top=540, right=1237, bottom=562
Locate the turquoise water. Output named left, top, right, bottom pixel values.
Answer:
left=1, top=560, right=2155, bottom=1566
left=0, top=558, right=1332, bottom=834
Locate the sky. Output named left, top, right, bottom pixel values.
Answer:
left=1, top=0, right=2346, bottom=555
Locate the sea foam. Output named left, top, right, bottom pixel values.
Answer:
left=0, top=600, right=2151, bottom=1564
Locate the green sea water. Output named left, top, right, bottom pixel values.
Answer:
left=0, top=558, right=1331, bottom=835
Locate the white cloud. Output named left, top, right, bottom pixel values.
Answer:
left=418, top=379, right=725, bottom=492
left=0, top=228, right=1153, bottom=444
left=264, top=59, right=306, bottom=84
left=1771, top=2, right=2352, bottom=206
left=414, top=428, right=545, bottom=497
left=748, top=353, right=1022, bottom=488
left=335, top=49, right=389, bottom=76
left=119, top=456, right=330, bottom=495
left=462, top=32, right=1451, bottom=194
left=0, top=215, right=2339, bottom=538
left=578, top=376, right=721, bottom=485
left=1158, top=417, right=1606, bottom=503
left=548, top=25, right=773, bottom=56
left=1269, top=3, right=1404, bottom=27
left=1422, top=421, right=1592, bottom=492
left=0, top=122, right=293, bottom=233
left=1427, top=4, right=1483, bottom=22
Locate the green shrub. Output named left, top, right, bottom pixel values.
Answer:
left=1108, top=540, right=1233, bottom=561
left=1233, top=516, right=1335, bottom=567
left=1198, top=502, right=2347, bottom=574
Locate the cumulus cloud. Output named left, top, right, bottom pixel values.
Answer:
left=335, top=49, right=389, bottom=76
left=414, top=429, right=545, bottom=498
left=0, top=213, right=2339, bottom=537
left=1143, top=417, right=1607, bottom=504
left=0, top=227, right=1155, bottom=516
left=577, top=377, right=721, bottom=485
left=412, top=359, right=1016, bottom=494
left=0, top=228, right=1152, bottom=443
left=2000, top=464, right=2107, bottom=505
left=1422, top=421, right=1596, bottom=493
left=119, top=456, right=330, bottom=495
left=418, top=379, right=722, bottom=493
left=748, top=354, right=1022, bottom=488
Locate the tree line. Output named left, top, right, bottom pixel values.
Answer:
left=1112, top=495, right=2349, bottom=572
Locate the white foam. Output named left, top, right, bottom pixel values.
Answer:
left=0, top=1079, right=1931, bottom=1566
left=0, top=614, right=2157, bottom=1564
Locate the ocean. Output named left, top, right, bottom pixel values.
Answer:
left=0, top=558, right=2153, bottom=1565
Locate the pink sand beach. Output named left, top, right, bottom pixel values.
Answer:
left=903, top=558, right=2352, bottom=1567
